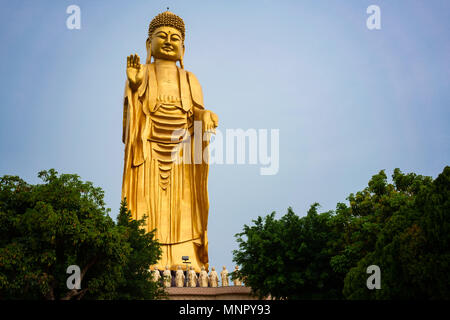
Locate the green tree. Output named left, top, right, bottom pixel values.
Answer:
left=233, top=166, right=449, bottom=300
left=0, top=169, right=163, bottom=299
left=341, top=167, right=449, bottom=299
left=115, top=199, right=165, bottom=299
left=232, top=204, right=341, bottom=300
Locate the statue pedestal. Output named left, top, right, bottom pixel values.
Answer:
left=165, top=286, right=261, bottom=300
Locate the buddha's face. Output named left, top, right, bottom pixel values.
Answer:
left=150, top=26, right=184, bottom=61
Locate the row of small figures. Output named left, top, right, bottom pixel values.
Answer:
left=151, top=265, right=243, bottom=288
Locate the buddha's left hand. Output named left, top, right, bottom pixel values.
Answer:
left=200, top=110, right=219, bottom=134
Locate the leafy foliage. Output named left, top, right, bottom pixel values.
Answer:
left=0, top=169, right=163, bottom=299
left=232, top=204, right=341, bottom=299
left=232, top=166, right=450, bottom=300
left=115, top=200, right=165, bottom=300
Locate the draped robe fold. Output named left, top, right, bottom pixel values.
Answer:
left=121, top=63, right=210, bottom=272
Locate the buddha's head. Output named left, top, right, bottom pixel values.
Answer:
left=146, top=11, right=186, bottom=67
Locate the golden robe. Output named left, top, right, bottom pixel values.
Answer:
left=121, top=63, right=210, bottom=272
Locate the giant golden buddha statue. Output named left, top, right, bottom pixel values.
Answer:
left=121, top=11, right=218, bottom=272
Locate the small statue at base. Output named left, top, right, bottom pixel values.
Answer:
left=199, top=266, right=209, bottom=287
left=209, top=267, right=219, bottom=288
left=233, top=266, right=242, bottom=286
left=221, top=266, right=229, bottom=287
left=151, top=266, right=161, bottom=284
left=163, top=265, right=172, bottom=288
left=175, top=265, right=185, bottom=288
left=188, top=266, right=198, bottom=288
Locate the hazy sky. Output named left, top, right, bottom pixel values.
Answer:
left=1, top=0, right=449, bottom=272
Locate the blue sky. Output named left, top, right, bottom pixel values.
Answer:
left=0, top=0, right=449, bottom=273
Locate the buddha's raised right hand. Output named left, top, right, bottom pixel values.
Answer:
left=126, top=54, right=144, bottom=91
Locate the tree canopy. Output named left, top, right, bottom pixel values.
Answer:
left=0, top=169, right=164, bottom=300
left=232, top=166, right=450, bottom=300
